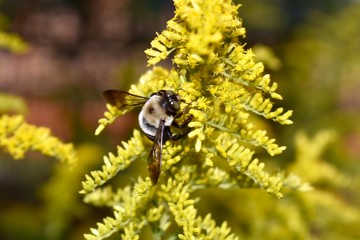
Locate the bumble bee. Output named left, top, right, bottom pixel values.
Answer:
left=102, top=89, right=192, bottom=184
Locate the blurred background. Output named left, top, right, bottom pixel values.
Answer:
left=0, top=0, right=359, bottom=239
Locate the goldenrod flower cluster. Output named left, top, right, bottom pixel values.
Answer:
left=83, top=0, right=295, bottom=238
left=0, top=115, right=77, bottom=164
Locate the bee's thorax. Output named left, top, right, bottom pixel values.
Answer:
left=138, top=95, right=174, bottom=137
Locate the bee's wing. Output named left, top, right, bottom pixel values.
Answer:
left=147, top=120, right=165, bottom=184
left=103, top=90, right=148, bottom=109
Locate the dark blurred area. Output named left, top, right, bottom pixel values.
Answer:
left=1, top=0, right=360, bottom=239
left=0, top=1, right=174, bottom=239
left=0, top=0, right=174, bottom=142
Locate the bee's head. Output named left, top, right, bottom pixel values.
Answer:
left=155, top=90, right=180, bottom=115
left=165, top=90, right=180, bottom=110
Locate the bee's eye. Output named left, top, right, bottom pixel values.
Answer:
left=172, top=101, right=180, bottom=110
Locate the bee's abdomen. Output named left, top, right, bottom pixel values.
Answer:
left=138, top=111, right=157, bottom=138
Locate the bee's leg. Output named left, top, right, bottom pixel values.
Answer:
left=172, top=115, right=193, bottom=129
left=166, top=126, right=192, bottom=141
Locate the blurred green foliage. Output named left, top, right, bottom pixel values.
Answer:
left=1, top=0, right=360, bottom=239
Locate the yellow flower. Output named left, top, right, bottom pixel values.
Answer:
left=83, top=0, right=294, bottom=239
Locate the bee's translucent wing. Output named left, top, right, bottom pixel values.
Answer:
left=147, top=120, right=165, bottom=184
left=102, top=90, right=148, bottom=109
